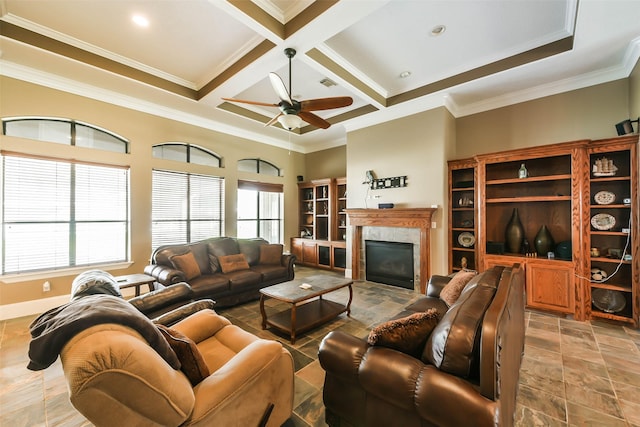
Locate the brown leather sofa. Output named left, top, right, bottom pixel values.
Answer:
left=318, top=265, right=524, bottom=427
left=144, top=237, right=295, bottom=307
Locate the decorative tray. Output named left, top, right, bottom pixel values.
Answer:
left=458, top=232, right=475, bottom=248
left=594, top=190, right=615, bottom=205
left=592, top=288, right=626, bottom=313
left=591, top=213, right=616, bottom=231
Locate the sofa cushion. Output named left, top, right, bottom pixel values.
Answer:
left=238, top=239, right=267, bottom=266
left=208, top=253, right=220, bottom=273
left=439, top=270, right=477, bottom=307
left=421, top=271, right=499, bottom=378
left=259, top=244, right=283, bottom=265
left=368, top=309, right=440, bottom=357
left=251, top=264, right=288, bottom=282
left=157, top=325, right=210, bottom=386
left=170, top=252, right=201, bottom=281
left=207, top=238, right=240, bottom=258
left=219, top=253, right=250, bottom=274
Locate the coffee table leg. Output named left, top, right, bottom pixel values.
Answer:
left=260, top=295, right=267, bottom=329
left=346, top=284, right=353, bottom=317
left=290, top=304, right=297, bottom=344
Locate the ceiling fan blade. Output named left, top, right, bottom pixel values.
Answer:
left=300, top=97, right=353, bottom=111
left=222, top=97, right=278, bottom=107
left=298, top=111, right=331, bottom=129
left=265, top=112, right=283, bottom=127
left=269, top=72, right=293, bottom=105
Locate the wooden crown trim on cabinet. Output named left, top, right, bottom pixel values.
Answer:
left=447, top=135, right=639, bottom=327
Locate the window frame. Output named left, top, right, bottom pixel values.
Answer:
left=152, top=142, right=222, bottom=168
left=237, top=180, right=284, bottom=243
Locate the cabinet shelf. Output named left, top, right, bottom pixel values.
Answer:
left=590, top=282, right=632, bottom=292
left=487, top=195, right=571, bottom=203
left=591, top=176, right=631, bottom=183
left=486, top=174, right=571, bottom=185
left=590, top=256, right=631, bottom=264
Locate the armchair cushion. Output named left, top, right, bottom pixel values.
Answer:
left=158, top=325, right=210, bottom=386
left=218, top=253, right=250, bottom=273
left=368, top=309, right=440, bottom=357
left=439, top=270, right=477, bottom=307
left=170, top=252, right=201, bottom=281
left=259, top=243, right=284, bottom=265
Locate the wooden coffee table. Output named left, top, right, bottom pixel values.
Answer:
left=259, top=275, right=353, bottom=344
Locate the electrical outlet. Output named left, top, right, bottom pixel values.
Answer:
left=43, top=281, right=51, bottom=292
left=431, top=221, right=437, bottom=228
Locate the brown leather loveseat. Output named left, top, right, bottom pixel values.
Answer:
left=319, top=265, right=524, bottom=427
left=145, top=237, right=295, bottom=307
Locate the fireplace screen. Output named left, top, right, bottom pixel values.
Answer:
left=365, top=240, right=414, bottom=289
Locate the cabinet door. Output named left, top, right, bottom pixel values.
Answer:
left=526, top=261, right=575, bottom=314
left=302, top=241, right=317, bottom=265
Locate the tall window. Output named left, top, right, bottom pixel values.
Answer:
left=152, top=170, right=225, bottom=249
left=1, top=154, right=129, bottom=274
left=237, top=181, right=283, bottom=244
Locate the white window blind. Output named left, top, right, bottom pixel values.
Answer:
left=152, top=170, right=225, bottom=249
left=1, top=154, right=129, bottom=274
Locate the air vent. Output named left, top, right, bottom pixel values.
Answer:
left=319, top=78, right=337, bottom=87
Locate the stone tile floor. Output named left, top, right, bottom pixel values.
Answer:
left=1, top=266, right=640, bottom=426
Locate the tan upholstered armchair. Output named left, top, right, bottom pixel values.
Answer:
left=60, top=309, right=295, bottom=427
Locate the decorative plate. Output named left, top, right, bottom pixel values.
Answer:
left=592, top=288, right=626, bottom=313
left=591, top=213, right=616, bottom=231
left=594, top=190, right=615, bottom=205
left=458, top=232, right=475, bottom=248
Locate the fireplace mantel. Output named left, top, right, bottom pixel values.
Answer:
left=345, top=208, right=436, bottom=293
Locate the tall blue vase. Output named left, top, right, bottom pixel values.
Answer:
left=505, top=208, right=524, bottom=254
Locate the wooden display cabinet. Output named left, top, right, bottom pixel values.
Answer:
left=448, top=159, right=477, bottom=273
left=450, top=135, right=638, bottom=326
left=585, top=137, right=638, bottom=326
left=292, top=177, right=347, bottom=272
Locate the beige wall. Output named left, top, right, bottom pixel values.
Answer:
left=0, top=77, right=305, bottom=307
left=346, top=107, right=455, bottom=277
left=304, top=145, right=346, bottom=181
left=631, top=59, right=640, bottom=119
left=455, top=79, right=630, bottom=158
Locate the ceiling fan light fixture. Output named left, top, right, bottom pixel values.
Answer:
left=278, top=114, right=303, bottom=130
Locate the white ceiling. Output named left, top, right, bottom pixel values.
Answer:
left=1, top=0, right=639, bottom=153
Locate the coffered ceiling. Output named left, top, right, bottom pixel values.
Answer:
left=1, top=0, right=639, bottom=152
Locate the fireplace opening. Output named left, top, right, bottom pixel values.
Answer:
left=365, top=240, right=414, bottom=289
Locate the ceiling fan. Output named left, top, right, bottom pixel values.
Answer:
left=222, top=48, right=353, bottom=130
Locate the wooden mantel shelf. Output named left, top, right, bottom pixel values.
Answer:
left=345, top=208, right=437, bottom=293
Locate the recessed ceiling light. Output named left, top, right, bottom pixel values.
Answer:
left=132, top=14, right=150, bottom=28
left=399, top=71, right=411, bottom=79
left=431, top=25, right=446, bottom=36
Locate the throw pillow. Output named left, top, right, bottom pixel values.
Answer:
left=218, top=253, right=250, bottom=274
left=367, top=309, right=440, bottom=357
left=439, top=270, right=477, bottom=307
left=170, top=251, right=201, bottom=281
left=157, top=325, right=210, bottom=386
left=259, top=244, right=283, bottom=265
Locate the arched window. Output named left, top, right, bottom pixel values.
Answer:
left=153, top=143, right=221, bottom=167
left=2, top=117, right=128, bottom=153
left=238, top=158, right=281, bottom=176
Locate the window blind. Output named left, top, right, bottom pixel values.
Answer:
left=1, top=154, right=129, bottom=274
left=152, top=169, right=225, bottom=249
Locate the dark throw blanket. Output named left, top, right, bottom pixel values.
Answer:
left=28, top=294, right=180, bottom=371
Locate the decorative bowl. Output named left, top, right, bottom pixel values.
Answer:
left=458, top=232, right=475, bottom=248
left=594, top=190, right=615, bottom=205
left=591, top=213, right=615, bottom=231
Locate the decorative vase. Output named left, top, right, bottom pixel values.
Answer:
left=505, top=208, right=525, bottom=254
left=534, top=225, right=554, bottom=256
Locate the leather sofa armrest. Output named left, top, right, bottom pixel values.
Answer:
left=281, top=253, right=296, bottom=280
left=128, top=282, right=193, bottom=315
left=144, top=264, right=186, bottom=286
left=426, top=275, right=453, bottom=297
left=151, top=299, right=216, bottom=326
left=318, top=331, right=369, bottom=381
left=359, top=346, right=428, bottom=410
